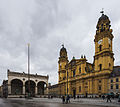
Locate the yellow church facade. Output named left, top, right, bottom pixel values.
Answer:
left=57, top=12, right=118, bottom=97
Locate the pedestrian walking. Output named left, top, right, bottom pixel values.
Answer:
left=118, top=94, right=120, bottom=102
left=67, top=95, right=70, bottom=103
left=106, top=95, right=111, bottom=102
left=73, top=95, right=76, bottom=99
left=62, top=96, right=65, bottom=104
left=66, top=95, right=68, bottom=104
left=102, top=95, right=105, bottom=100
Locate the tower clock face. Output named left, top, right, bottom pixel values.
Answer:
left=98, top=39, right=102, bottom=44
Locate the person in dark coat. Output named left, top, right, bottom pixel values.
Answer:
left=118, top=95, right=120, bottom=102
left=77, top=95, right=79, bottom=99
left=66, top=95, right=68, bottom=104
left=67, top=95, right=70, bottom=103
left=62, top=96, right=65, bottom=104
left=107, top=95, right=111, bottom=102
left=102, top=95, right=105, bottom=100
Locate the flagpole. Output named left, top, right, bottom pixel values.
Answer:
left=28, top=43, right=30, bottom=97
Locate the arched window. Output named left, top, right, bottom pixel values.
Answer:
left=97, top=26, right=99, bottom=30
left=99, top=86, right=101, bottom=90
left=99, top=45, right=102, bottom=51
left=101, top=24, right=103, bottom=32
left=79, top=67, right=81, bottom=73
left=111, top=79, right=113, bottom=83
left=73, top=70, right=75, bottom=77
left=99, top=64, right=102, bottom=71
left=79, top=86, right=81, bottom=92
left=99, top=80, right=101, bottom=83
left=111, top=85, right=113, bottom=89
left=109, top=63, right=111, bottom=67
left=116, top=84, right=119, bottom=89
left=63, top=77, right=66, bottom=80
left=109, top=44, right=111, bottom=48
left=85, top=67, right=87, bottom=72
left=116, top=78, right=119, bottom=82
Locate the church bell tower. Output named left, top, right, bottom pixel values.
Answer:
left=58, top=45, right=68, bottom=83
left=93, top=11, right=115, bottom=94
left=94, top=11, right=114, bottom=74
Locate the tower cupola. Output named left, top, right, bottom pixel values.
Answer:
left=58, top=44, right=68, bottom=64
left=96, top=11, right=112, bottom=35
left=60, top=44, right=67, bottom=58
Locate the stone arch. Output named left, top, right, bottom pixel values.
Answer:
left=37, top=81, right=47, bottom=95
left=11, top=79, right=23, bottom=95
left=25, top=80, right=36, bottom=97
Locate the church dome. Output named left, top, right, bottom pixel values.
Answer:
left=98, top=14, right=109, bottom=22
left=96, top=11, right=111, bottom=32
left=97, top=12, right=110, bottom=26
left=60, top=45, right=67, bottom=57
left=60, top=45, right=67, bottom=53
left=60, top=46, right=66, bottom=52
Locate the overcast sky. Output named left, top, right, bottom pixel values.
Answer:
left=0, top=0, right=120, bottom=85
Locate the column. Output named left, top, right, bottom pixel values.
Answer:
left=68, top=82, right=71, bottom=95
left=8, top=84, right=11, bottom=95
left=46, top=83, right=49, bottom=95
left=102, top=78, right=108, bottom=94
left=94, top=79, right=98, bottom=95
left=88, top=79, right=90, bottom=95
left=35, top=85, right=37, bottom=95
left=81, top=80, right=84, bottom=95
left=23, top=82, right=25, bottom=95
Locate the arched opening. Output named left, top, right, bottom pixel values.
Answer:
left=11, top=79, right=23, bottom=95
left=37, top=81, right=47, bottom=95
left=73, top=70, right=76, bottom=77
left=99, top=45, right=102, bottom=51
left=25, top=80, right=35, bottom=97
left=99, top=64, right=102, bottom=71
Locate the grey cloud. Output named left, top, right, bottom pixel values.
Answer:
left=0, top=0, right=120, bottom=85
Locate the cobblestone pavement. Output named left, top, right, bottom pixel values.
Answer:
left=0, top=98, right=120, bottom=107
